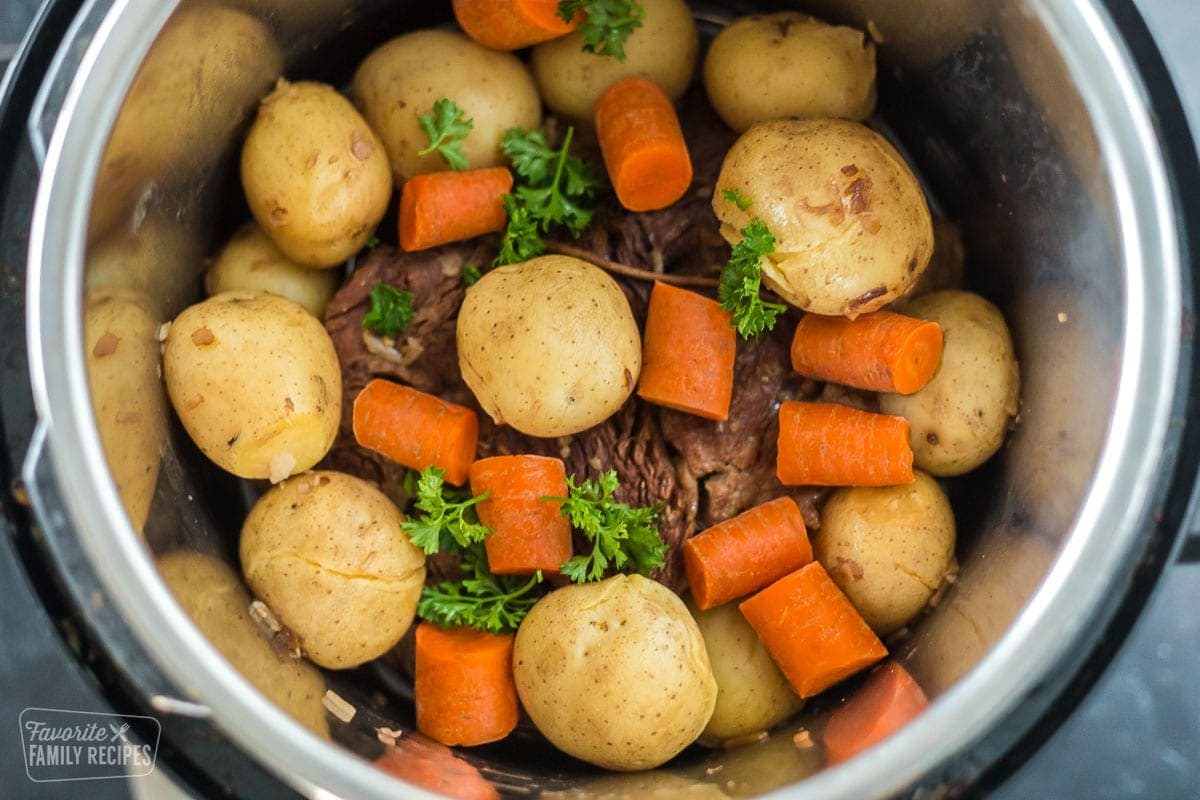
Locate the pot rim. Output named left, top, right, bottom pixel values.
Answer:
left=22, top=0, right=1188, bottom=798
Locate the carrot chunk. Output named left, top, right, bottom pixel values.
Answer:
left=452, top=0, right=580, bottom=50
left=414, top=623, right=518, bottom=747
left=823, top=661, right=929, bottom=765
left=470, top=455, right=572, bottom=575
left=739, top=562, right=886, bottom=698
left=776, top=401, right=914, bottom=487
left=376, top=735, right=501, bottom=800
left=790, top=311, right=944, bottom=395
left=399, top=167, right=513, bottom=252
left=594, top=77, right=693, bottom=212
left=683, top=496, right=813, bottom=611
left=353, top=378, right=478, bottom=485
left=637, top=282, right=737, bottom=420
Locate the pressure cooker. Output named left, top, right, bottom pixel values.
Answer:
left=1, top=0, right=1198, bottom=798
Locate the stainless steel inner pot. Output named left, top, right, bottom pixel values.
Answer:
left=20, top=0, right=1194, bottom=797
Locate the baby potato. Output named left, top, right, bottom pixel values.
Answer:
left=879, top=290, right=1020, bottom=475
left=456, top=255, right=641, bottom=437
left=704, top=12, right=876, bottom=133
left=352, top=30, right=541, bottom=184
left=162, top=291, right=341, bottom=482
left=240, top=471, right=426, bottom=670
left=531, top=0, right=699, bottom=122
left=514, top=575, right=717, bottom=771
left=158, top=550, right=330, bottom=738
left=241, top=80, right=391, bottom=268
left=714, top=119, right=934, bottom=316
left=687, top=599, right=802, bottom=745
left=206, top=223, right=340, bottom=317
left=814, top=472, right=957, bottom=635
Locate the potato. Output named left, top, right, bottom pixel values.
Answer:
left=206, top=223, right=340, bottom=317
left=240, top=471, right=426, bottom=669
left=241, top=80, right=391, bottom=268
left=514, top=575, right=717, bottom=770
left=688, top=600, right=802, bottom=745
left=879, top=291, right=1020, bottom=475
left=814, top=472, right=957, bottom=635
left=352, top=30, right=541, bottom=184
left=704, top=12, right=876, bottom=133
left=162, top=292, right=341, bottom=482
left=157, top=551, right=329, bottom=738
left=531, top=0, right=699, bottom=122
left=85, top=212, right=203, bottom=320
left=713, top=119, right=934, bottom=316
left=85, top=296, right=166, bottom=534
left=457, top=255, right=641, bottom=437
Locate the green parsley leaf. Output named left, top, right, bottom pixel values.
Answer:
left=361, top=284, right=415, bottom=338
left=718, top=220, right=787, bottom=339
left=418, top=544, right=543, bottom=633
left=363, top=235, right=381, bottom=249
left=417, top=98, right=473, bottom=170
left=462, top=264, right=483, bottom=286
left=401, top=467, right=491, bottom=555
left=548, top=470, right=666, bottom=583
left=558, top=0, right=645, bottom=61
left=495, top=194, right=546, bottom=266
left=722, top=188, right=754, bottom=211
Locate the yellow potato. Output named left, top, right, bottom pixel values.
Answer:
left=531, top=0, right=699, bottom=122
left=456, top=255, right=641, bottom=437
left=713, top=119, right=933, bottom=316
left=815, top=472, right=957, bottom=635
left=688, top=600, right=802, bottom=745
left=514, top=575, right=717, bottom=771
left=85, top=295, right=166, bottom=534
left=206, top=223, right=340, bottom=317
left=240, top=471, right=426, bottom=670
left=85, top=212, right=203, bottom=320
left=241, top=80, right=392, bottom=268
left=704, top=12, right=876, bottom=132
left=879, top=291, right=1020, bottom=476
left=352, top=30, right=541, bottom=184
left=157, top=550, right=329, bottom=738
left=162, top=292, right=341, bottom=482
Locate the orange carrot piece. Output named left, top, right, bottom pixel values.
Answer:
left=790, top=311, right=944, bottom=395
left=776, top=401, right=914, bottom=487
left=637, top=282, right=737, bottom=421
left=739, top=562, right=887, bottom=699
left=353, top=378, right=478, bottom=485
left=453, top=0, right=580, bottom=50
left=683, top=496, right=813, bottom=611
left=376, top=735, right=501, bottom=800
left=823, top=662, right=929, bottom=765
left=414, top=623, right=519, bottom=747
left=399, top=167, right=513, bottom=252
left=470, top=455, right=572, bottom=575
left=594, top=77, right=693, bottom=212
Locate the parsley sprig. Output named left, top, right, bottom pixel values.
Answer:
left=418, top=544, right=544, bottom=634
left=718, top=220, right=787, bottom=339
left=401, top=467, right=490, bottom=555
left=418, top=98, right=473, bottom=170
left=549, top=470, right=666, bottom=583
left=722, top=188, right=754, bottom=211
left=361, top=284, right=415, bottom=338
left=558, top=0, right=645, bottom=61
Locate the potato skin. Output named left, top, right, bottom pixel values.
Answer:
left=206, top=223, right=339, bottom=317
left=714, top=119, right=933, bottom=316
left=241, top=80, right=391, bottom=268
left=688, top=599, right=802, bottom=745
left=880, top=291, right=1020, bottom=475
left=704, top=12, right=876, bottom=133
left=815, top=472, right=957, bottom=635
left=162, top=292, right=341, bottom=481
left=158, top=550, right=330, bottom=737
left=239, top=471, right=426, bottom=669
left=514, top=575, right=717, bottom=770
left=531, top=0, right=699, bottom=122
left=457, top=256, right=641, bottom=437
left=352, top=30, right=541, bottom=184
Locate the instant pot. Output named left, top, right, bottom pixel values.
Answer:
left=1, top=0, right=1199, bottom=798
